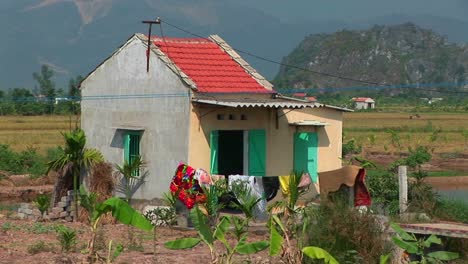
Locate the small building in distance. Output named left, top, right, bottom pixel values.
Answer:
left=351, top=97, right=375, bottom=110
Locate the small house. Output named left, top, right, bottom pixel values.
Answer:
left=352, top=97, right=375, bottom=110
left=80, top=34, right=351, bottom=200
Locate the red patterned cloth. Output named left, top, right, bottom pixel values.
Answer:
left=354, top=168, right=371, bottom=207
left=169, top=163, right=206, bottom=209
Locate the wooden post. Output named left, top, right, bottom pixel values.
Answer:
left=398, top=166, right=408, bottom=214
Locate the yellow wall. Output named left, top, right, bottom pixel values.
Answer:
left=187, top=103, right=343, bottom=176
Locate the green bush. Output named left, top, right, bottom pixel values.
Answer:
left=305, top=200, right=390, bottom=264
left=435, top=199, right=468, bottom=223
left=366, top=168, right=399, bottom=215
left=0, top=144, right=51, bottom=178
left=27, top=240, right=55, bottom=255
left=56, top=225, right=77, bottom=252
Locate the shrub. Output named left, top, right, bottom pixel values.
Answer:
left=434, top=199, right=468, bottom=223
left=27, top=240, right=55, bottom=255
left=342, top=138, right=362, bottom=156
left=366, top=168, right=399, bottom=215
left=56, top=225, right=77, bottom=252
left=305, top=200, right=390, bottom=264
left=34, top=194, right=50, bottom=217
left=144, top=207, right=177, bottom=227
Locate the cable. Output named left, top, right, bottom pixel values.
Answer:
left=160, top=19, right=383, bottom=86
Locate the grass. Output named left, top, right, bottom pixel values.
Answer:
left=427, top=171, right=468, bottom=177
left=0, top=115, right=79, bottom=154
left=343, top=112, right=468, bottom=154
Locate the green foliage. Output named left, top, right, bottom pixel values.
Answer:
left=228, top=181, right=260, bottom=222
left=144, top=207, right=177, bottom=227
left=27, top=222, right=57, bottom=234
left=366, top=168, right=400, bottom=215
left=107, top=240, right=124, bottom=263
left=306, top=201, right=389, bottom=263
left=391, top=223, right=459, bottom=263
left=0, top=144, right=48, bottom=177
left=302, top=246, right=339, bottom=264
left=27, top=240, right=55, bottom=255
left=165, top=207, right=268, bottom=264
left=434, top=198, right=468, bottom=223
left=342, top=138, right=362, bottom=156
left=114, top=155, right=145, bottom=203
left=34, top=194, right=50, bottom=216
left=48, top=129, right=103, bottom=219
left=55, top=225, right=77, bottom=252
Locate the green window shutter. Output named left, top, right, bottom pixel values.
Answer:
left=124, top=133, right=131, bottom=162
left=248, top=129, right=266, bottom=176
left=123, top=132, right=141, bottom=176
left=210, top=130, right=219, bottom=174
left=294, top=132, right=318, bottom=182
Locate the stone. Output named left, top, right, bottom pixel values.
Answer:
left=32, top=209, right=42, bottom=216
left=65, top=216, right=73, bottom=222
left=61, top=196, right=71, bottom=203
left=20, top=203, right=30, bottom=209
left=48, top=213, right=59, bottom=219
left=57, top=202, right=67, bottom=208
left=17, top=212, right=25, bottom=219
left=51, top=207, right=64, bottom=214
left=23, top=209, right=33, bottom=215
left=59, top=211, right=68, bottom=218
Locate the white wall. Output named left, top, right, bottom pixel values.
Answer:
left=81, top=36, right=191, bottom=199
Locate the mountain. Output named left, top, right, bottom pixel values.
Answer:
left=273, top=23, right=468, bottom=93
left=2, top=1, right=468, bottom=90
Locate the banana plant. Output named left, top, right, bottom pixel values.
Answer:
left=391, top=223, right=459, bottom=263
left=79, top=186, right=153, bottom=262
left=165, top=206, right=268, bottom=264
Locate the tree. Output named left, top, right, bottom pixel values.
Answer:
left=33, top=65, right=56, bottom=113
left=47, top=129, right=103, bottom=221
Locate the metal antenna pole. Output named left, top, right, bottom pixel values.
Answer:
left=142, top=17, right=161, bottom=72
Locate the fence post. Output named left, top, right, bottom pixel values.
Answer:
left=398, top=166, right=408, bottom=214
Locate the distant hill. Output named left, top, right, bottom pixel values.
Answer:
left=273, top=23, right=468, bottom=94
left=2, top=1, right=468, bottom=90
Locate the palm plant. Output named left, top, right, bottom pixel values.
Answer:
left=47, top=129, right=103, bottom=221
left=114, top=156, right=145, bottom=203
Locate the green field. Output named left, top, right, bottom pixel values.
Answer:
left=343, top=112, right=468, bottom=155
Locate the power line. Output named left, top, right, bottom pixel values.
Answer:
left=160, top=19, right=383, bottom=86
left=159, top=18, right=468, bottom=95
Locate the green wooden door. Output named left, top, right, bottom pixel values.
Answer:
left=248, top=129, right=266, bottom=176
left=294, top=132, right=318, bottom=182
left=210, top=130, right=219, bottom=174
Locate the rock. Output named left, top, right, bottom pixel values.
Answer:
left=20, top=203, right=31, bottom=209
left=17, top=212, right=25, bottom=219
left=51, top=207, right=64, bottom=214
left=59, top=211, right=68, bottom=218
left=57, top=201, right=67, bottom=208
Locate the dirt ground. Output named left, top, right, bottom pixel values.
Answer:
left=0, top=217, right=275, bottom=264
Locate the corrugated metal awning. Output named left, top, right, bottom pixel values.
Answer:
left=289, top=120, right=330, bottom=126
left=193, top=98, right=323, bottom=109
left=192, top=98, right=352, bottom=111
left=111, top=126, right=145, bottom=131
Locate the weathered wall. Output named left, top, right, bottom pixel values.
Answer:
left=81, top=36, right=191, bottom=199
left=188, top=104, right=343, bottom=178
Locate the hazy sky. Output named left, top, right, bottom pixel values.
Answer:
left=238, top=0, right=468, bottom=23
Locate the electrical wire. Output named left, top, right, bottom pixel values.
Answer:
left=159, top=19, right=468, bottom=95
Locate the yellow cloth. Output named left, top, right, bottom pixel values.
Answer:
left=279, top=175, right=290, bottom=195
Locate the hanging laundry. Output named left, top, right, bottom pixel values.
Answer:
left=194, top=168, right=212, bottom=186
left=228, top=175, right=267, bottom=220
left=278, top=175, right=291, bottom=195
left=169, top=163, right=206, bottom=209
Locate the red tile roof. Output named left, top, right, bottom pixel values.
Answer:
left=352, top=97, right=374, bottom=102
left=292, top=92, right=307, bottom=97
left=151, top=36, right=272, bottom=94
